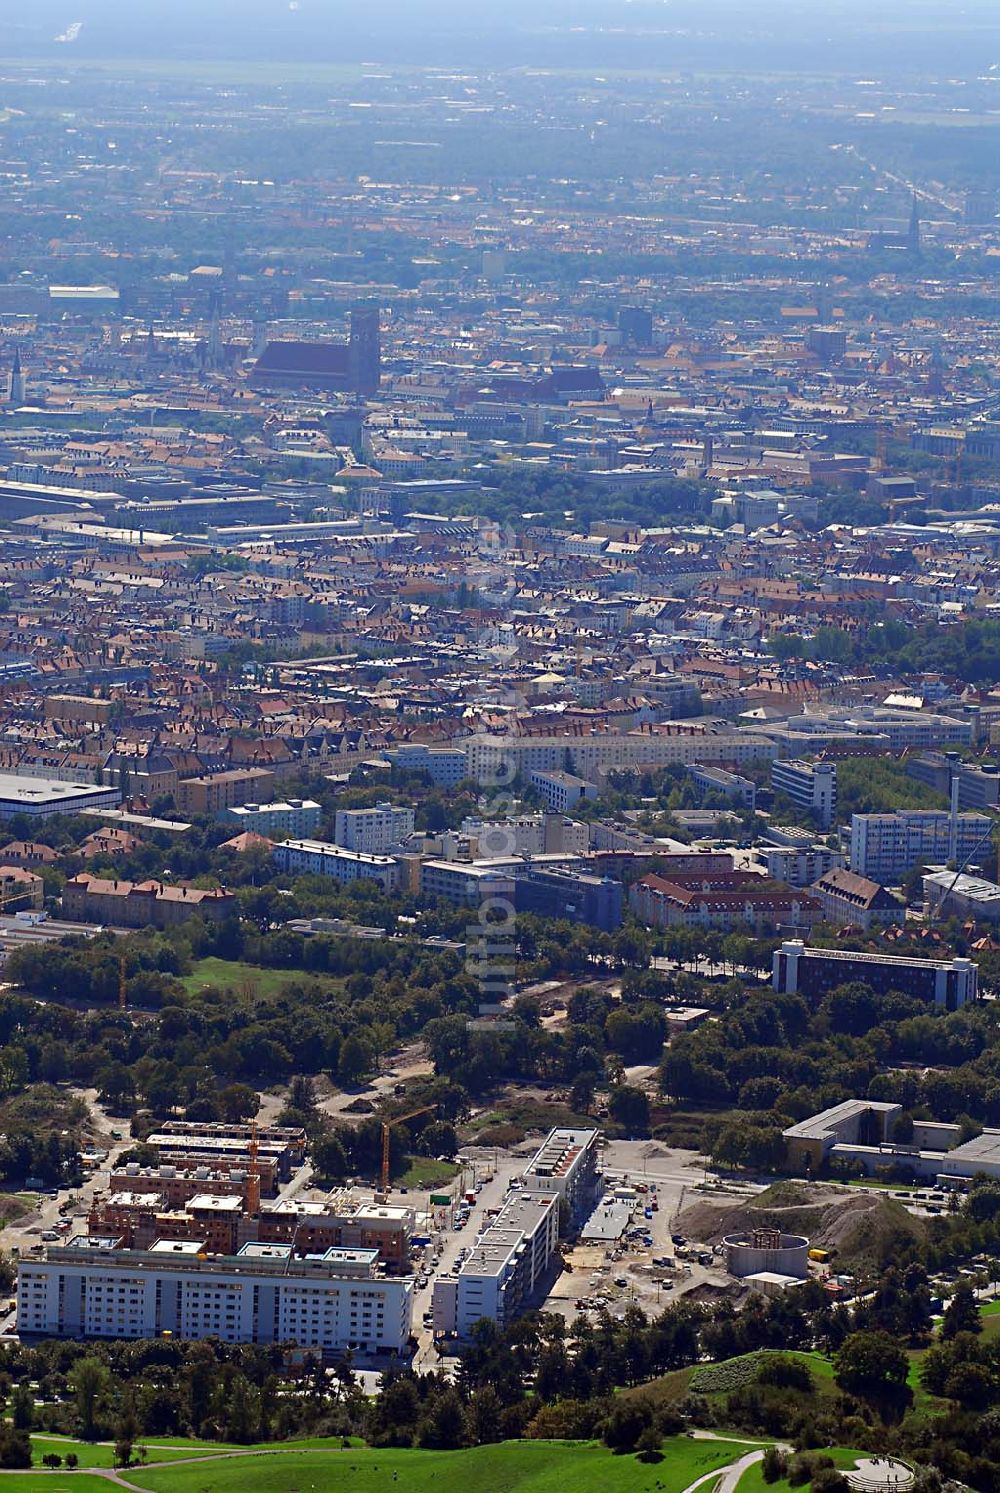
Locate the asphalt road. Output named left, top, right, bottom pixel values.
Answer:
left=1, top=1087, right=133, bottom=1334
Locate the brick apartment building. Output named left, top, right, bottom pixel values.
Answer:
left=62, top=874, right=236, bottom=928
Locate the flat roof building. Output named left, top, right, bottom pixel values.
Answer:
left=273, top=839, right=398, bottom=892
left=782, top=1100, right=1000, bottom=1186
left=770, top=759, right=837, bottom=829
left=849, top=809, right=992, bottom=883
left=223, top=799, right=322, bottom=838
left=522, top=1126, right=601, bottom=1216
left=432, top=1191, right=560, bottom=1340
left=432, top=1126, right=601, bottom=1340
left=774, top=939, right=977, bottom=1011
left=0, top=774, right=121, bottom=821
left=18, top=1235, right=412, bottom=1354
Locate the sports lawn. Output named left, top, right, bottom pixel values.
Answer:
left=119, top=1435, right=761, bottom=1493
left=179, top=958, right=328, bottom=1000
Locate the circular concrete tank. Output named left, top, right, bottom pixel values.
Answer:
left=723, top=1228, right=809, bottom=1279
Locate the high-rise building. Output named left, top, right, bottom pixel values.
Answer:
left=334, top=802, right=414, bottom=854
left=348, top=303, right=381, bottom=395
left=770, top=759, right=837, bottom=829
left=907, top=194, right=922, bottom=254
left=806, top=326, right=846, bottom=363
left=848, top=809, right=992, bottom=882
left=618, top=305, right=653, bottom=345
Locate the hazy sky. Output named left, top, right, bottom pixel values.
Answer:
left=6, top=1, right=1000, bottom=73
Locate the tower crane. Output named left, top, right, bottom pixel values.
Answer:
left=380, top=1105, right=436, bottom=1195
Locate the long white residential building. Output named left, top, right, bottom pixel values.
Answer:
left=433, top=1192, right=560, bottom=1339
left=462, top=730, right=778, bottom=785
left=18, top=1237, right=413, bottom=1354
left=272, top=838, right=398, bottom=892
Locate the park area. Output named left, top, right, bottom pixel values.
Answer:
left=0, top=1434, right=773, bottom=1492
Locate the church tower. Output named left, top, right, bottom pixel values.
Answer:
left=7, top=346, right=24, bottom=406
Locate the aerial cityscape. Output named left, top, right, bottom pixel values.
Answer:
left=3, top=0, right=1000, bottom=1488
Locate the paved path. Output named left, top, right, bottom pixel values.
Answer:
left=678, top=1448, right=765, bottom=1493
left=0, top=1444, right=359, bottom=1487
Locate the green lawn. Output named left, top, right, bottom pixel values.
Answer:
left=399, top=1157, right=461, bottom=1189
left=736, top=1447, right=868, bottom=1493
left=180, top=958, right=328, bottom=1001
left=0, top=1478, right=110, bottom=1492
left=30, top=1435, right=227, bottom=1467
left=122, top=1435, right=761, bottom=1493
left=977, top=1300, right=1000, bottom=1343
left=139, top=1436, right=365, bottom=1453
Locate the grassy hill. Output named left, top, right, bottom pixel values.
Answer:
left=5, top=1436, right=762, bottom=1493
left=629, top=1348, right=840, bottom=1411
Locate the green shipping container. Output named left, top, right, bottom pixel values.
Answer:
left=430, top=1194, right=451, bottom=1206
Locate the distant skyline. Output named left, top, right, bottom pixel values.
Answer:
left=8, top=1, right=1000, bottom=74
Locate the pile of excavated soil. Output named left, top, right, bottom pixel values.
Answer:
left=676, top=1180, right=925, bottom=1269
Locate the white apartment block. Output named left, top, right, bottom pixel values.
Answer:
left=431, top=1126, right=600, bottom=1339
left=432, top=1192, right=560, bottom=1338
left=334, top=803, right=415, bottom=854
left=528, top=769, right=598, bottom=814
left=385, top=744, right=468, bottom=788
left=223, top=799, right=322, bottom=838
left=420, top=859, right=515, bottom=907
left=461, top=814, right=545, bottom=856
left=770, top=759, right=837, bottom=829
left=849, top=810, right=993, bottom=882
left=18, top=1237, right=413, bottom=1354
left=756, top=844, right=843, bottom=888
left=462, top=730, right=778, bottom=786
left=273, top=838, right=399, bottom=892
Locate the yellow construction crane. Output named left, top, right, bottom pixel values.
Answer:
left=380, top=1104, right=435, bottom=1194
